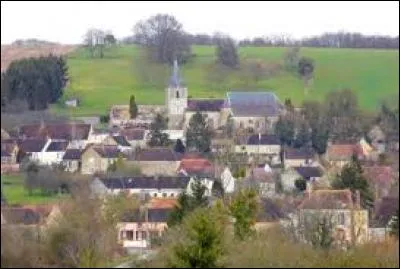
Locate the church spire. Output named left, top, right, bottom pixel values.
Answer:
left=169, top=58, right=183, bottom=88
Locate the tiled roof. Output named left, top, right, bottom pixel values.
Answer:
left=120, top=208, right=172, bottom=223
left=46, top=141, right=69, bottom=152
left=120, top=128, right=145, bottom=140
left=18, top=139, right=47, bottom=153
left=247, top=134, right=280, bottom=145
left=298, top=189, right=354, bottom=210
left=186, top=99, right=225, bottom=112
left=326, top=144, right=361, bottom=161
left=294, top=166, right=323, bottom=179
left=284, top=147, right=314, bottom=160
left=112, top=135, right=131, bottom=147
left=148, top=198, right=178, bottom=209
left=92, top=145, right=120, bottom=158
left=363, top=166, right=393, bottom=187
left=178, top=158, right=214, bottom=175
left=19, top=123, right=91, bottom=140
left=62, top=149, right=82, bottom=160
left=1, top=207, right=41, bottom=225
left=373, top=196, right=399, bottom=227
left=99, top=176, right=191, bottom=190
left=227, top=91, right=281, bottom=117
left=134, top=148, right=179, bottom=162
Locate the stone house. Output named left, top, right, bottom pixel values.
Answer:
left=184, top=99, right=225, bottom=130
left=248, top=166, right=276, bottom=197
left=283, top=147, right=316, bottom=168
left=81, top=145, right=120, bottom=175
left=62, top=149, right=82, bottom=173
left=325, top=143, right=363, bottom=168
left=296, top=189, right=369, bottom=248
left=235, top=134, right=281, bottom=161
left=126, top=148, right=182, bottom=176
left=363, top=166, right=393, bottom=201
left=281, top=166, right=323, bottom=192
left=120, top=128, right=147, bottom=149
left=102, top=135, right=132, bottom=153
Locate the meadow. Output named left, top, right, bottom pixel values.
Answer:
left=53, top=45, right=399, bottom=116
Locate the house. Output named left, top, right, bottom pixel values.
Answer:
left=371, top=196, right=398, bottom=231
left=36, top=140, right=69, bottom=166
left=1, top=140, right=20, bottom=174
left=147, top=198, right=178, bottom=209
left=91, top=176, right=191, bottom=198
left=226, top=91, right=283, bottom=133
left=102, top=135, right=132, bottom=153
left=109, top=105, right=163, bottom=129
left=177, top=157, right=214, bottom=178
left=161, top=129, right=186, bottom=144
left=325, top=143, right=363, bottom=168
left=186, top=177, right=214, bottom=197
left=220, top=167, right=236, bottom=194
left=255, top=198, right=287, bottom=231
left=81, top=145, right=120, bottom=175
left=368, top=125, right=386, bottom=153
left=127, top=148, right=182, bottom=176
left=297, top=189, right=368, bottom=247
left=18, top=122, right=92, bottom=149
left=87, top=128, right=110, bottom=144
left=283, top=147, right=316, bottom=168
left=184, top=99, right=225, bottom=129
left=120, top=128, right=147, bottom=149
left=235, top=134, right=281, bottom=159
left=248, top=165, right=276, bottom=197
left=17, top=138, right=48, bottom=163
left=1, top=128, right=10, bottom=140
left=363, top=166, right=393, bottom=201
left=281, top=166, right=323, bottom=192
left=117, top=208, right=172, bottom=249
left=62, top=149, right=82, bottom=173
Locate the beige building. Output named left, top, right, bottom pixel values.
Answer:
left=235, top=134, right=281, bottom=156
left=81, top=145, right=120, bottom=175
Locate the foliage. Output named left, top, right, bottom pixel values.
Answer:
left=133, top=14, right=192, bottom=64
left=294, top=121, right=311, bottom=148
left=148, top=113, right=171, bottom=147
left=186, top=111, right=212, bottom=152
left=129, top=94, right=138, bottom=119
left=275, top=116, right=295, bottom=146
left=332, top=154, right=374, bottom=210
left=83, top=28, right=107, bottom=58
left=295, top=178, right=307, bottom=192
left=1, top=55, right=68, bottom=111
left=298, top=57, right=315, bottom=80
left=229, top=188, right=259, bottom=240
left=174, top=139, right=186, bottom=154
left=311, top=126, right=330, bottom=155
left=284, top=46, right=301, bottom=73
left=24, top=164, right=69, bottom=196
left=215, top=35, right=239, bottom=68
left=102, top=192, right=140, bottom=225
left=99, top=114, right=110, bottom=123
left=166, top=207, right=226, bottom=268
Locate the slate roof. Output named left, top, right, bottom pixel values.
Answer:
left=247, top=134, right=280, bottom=145
left=1, top=207, right=41, bottom=225
left=62, top=149, right=82, bottom=160
left=293, top=166, right=323, bottom=179
left=19, top=123, right=91, bottom=140
left=120, top=128, right=145, bottom=141
left=186, top=99, right=225, bottom=112
left=46, top=141, right=69, bottom=152
left=18, top=139, right=47, bottom=153
left=257, top=198, right=287, bottom=221
left=298, top=189, right=354, bottom=210
left=373, top=196, right=399, bottom=227
left=99, top=176, right=191, bottom=190
left=92, top=145, right=120, bottom=158
left=120, top=208, right=172, bottom=223
left=284, top=147, right=315, bottom=160
left=134, top=148, right=180, bottom=162
left=112, top=135, right=131, bottom=147
left=227, top=91, right=282, bottom=117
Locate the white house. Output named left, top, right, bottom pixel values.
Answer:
left=186, top=177, right=214, bottom=197
left=36, top=140, right=69, bottom=166
left=221, top=167, right=236, bottom=194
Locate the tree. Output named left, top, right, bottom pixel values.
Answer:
left=294, top=121, right=311, bottom=148
left=295, top=178, right=307, bottom=192
left=216, top=35, right=239, bottom=68
left=167, top=207, right=226, bottom=268
left=104, top=33, right=116, bottom=46
left=83, top=28, right=106, bottom=58
left=174, top=139, right=186, bottom=154
left=129, top=94, right=138, bottom=119
left=133, top=14, right=192, bottom=64
left=190, top=178, right=208, bottom=208
left=186, top=111, right=212, bottom=152
left=229, top=188, right=259, bottom=240
left=148, top=113, right=171, bottom=147
left=332, top=154, right=374, bottom=211
left=284, top=46, right=301, bottom=73
left=275, top=116, right=295, bottom=146
left=311, top=126, right=330, bottom=155
left=298, top=57, right=315, bottom=86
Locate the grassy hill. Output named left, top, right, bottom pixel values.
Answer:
left=53, top=45, right=399, bottom=116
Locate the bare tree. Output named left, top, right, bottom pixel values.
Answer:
left=83, top=28, right=105, bottom=58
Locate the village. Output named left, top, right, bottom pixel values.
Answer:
left=1, top=57, right=399, bottom=259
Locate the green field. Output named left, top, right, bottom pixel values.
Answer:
left=53, top=45, right=399, bottom=116
left=1, top=174, right=68, bottom=205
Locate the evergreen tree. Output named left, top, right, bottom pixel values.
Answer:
left=148, top=114, right=171, bottom=147
left=275, top=116, right=295, bottom=146
left=129, top=94, right=138, bottom=119
left=332, top=154, right=374, bottom=210
left=186, top=111, right=212, bottom=152
left=174, top=139, right=186, bottom=154
left=294, top=121, right=311, bottom=148
left=295, top=178, right=307, bottom=192
left=216, top=35, right=239, bottom=68
left=311, top=126, right=330, bottom=155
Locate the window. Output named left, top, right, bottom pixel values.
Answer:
left=162, top=193, right=167, bottom=198
left=153, top=193, right=157, bottom=197
left=338, top=212, right=345, bottom=225
left=170, top=193, right=174, bottom=197
left=176, top=91, right=180, bottom=98
left=126, top=231, right=134, bottom=240
left=248, top=119, right=253, bottom=124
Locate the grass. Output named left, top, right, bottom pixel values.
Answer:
left=52, top=45, right=399, bottom=117
left=1, top=174, right=68, bottom=205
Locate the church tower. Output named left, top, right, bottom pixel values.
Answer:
left=166, top=59, right=187, bottom=117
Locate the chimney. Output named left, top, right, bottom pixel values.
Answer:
left=355, top=190, right=361, bottom=209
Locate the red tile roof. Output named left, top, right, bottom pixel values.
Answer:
left=148, top=198, right=178, bottom=209
left=298, top=189, right=354, bottom=210
left=327, top=144, right=363, bottom=161
left=178, top=158, right=213, bottom=174
left=363, top=166, right=393, bottom=186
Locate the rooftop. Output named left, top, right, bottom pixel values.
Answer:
left=99, top=176, right=191, bottom=190
left=298, top=189, right=355, bottom=210
left=227, top=91, right=282, bottom=117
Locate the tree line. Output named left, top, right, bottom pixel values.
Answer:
left=1, top=55, right=68, bottom=111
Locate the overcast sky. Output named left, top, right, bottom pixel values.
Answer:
left=1, top=1, right=399, bottom=44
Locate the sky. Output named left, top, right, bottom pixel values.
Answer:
left=1, top=1, right=399, bottom=44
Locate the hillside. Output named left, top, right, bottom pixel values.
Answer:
left=53, top=45, right=398, bottom=116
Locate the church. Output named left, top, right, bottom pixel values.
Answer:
left=165, top=60, right=284, bottom=133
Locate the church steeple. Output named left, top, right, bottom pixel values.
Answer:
left=169, top=59, right=183, bottom=88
